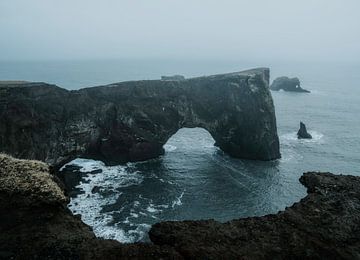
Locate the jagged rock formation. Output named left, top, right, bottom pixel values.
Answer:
left=0, top=154, right=181, bottom=259
left=270, top=76, right=310, bottom=93
left=0, top=68, right=280, bottom=168
left=297, top=121, right=312, bottom=139
left=1, top=154, right=359, bottom=259
left=161, top=75, right=186, bottom=81
left=149, top=172, right=360, bottom=259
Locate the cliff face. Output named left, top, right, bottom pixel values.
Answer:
left=0, top=68, right=280, bottom=168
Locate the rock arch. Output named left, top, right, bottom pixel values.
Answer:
left=0, top=68, right=280, bottom=168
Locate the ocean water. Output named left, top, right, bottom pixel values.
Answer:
left=1, top=60, right=360, bottom=243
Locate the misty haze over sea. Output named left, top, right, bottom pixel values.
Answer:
left=2, top=59, right=358, bottom=242
left=1, top=0, right=360, bottom=249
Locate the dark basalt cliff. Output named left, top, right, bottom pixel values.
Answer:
left=1, top=154, right=359, bottom=259
left=270, top=76, right=310, bottom=93
left=0, top=68, right=280, bottom=168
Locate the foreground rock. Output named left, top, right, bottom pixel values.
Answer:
left=297, top=121, right=312, bottom=139
left=270, top=76, right=310, bottom=93
left=0, top=68, right=280, bottom=168
left=0, top=154, right=181, bottom=259
left=1, top=154, right=360, bottom=259
left=150, top=172, right=360, bottom=259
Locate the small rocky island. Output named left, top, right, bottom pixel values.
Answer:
left=297, top=122, right=312, bottom=139
left=0, top=68, right=280, bottom=169
left=270, top=76, right=310, bottom=93
left=1, top=153, right=360, bottom=259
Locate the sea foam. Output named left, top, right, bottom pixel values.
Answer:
left=62, top=158, right=146, bottom=243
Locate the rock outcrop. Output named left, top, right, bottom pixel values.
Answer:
left=270, top=76, right=310, bottom=93
left=0, top=68, right=280, bottom=168
left=161, top=75, right=186, bottom=81
left=0, top=154, right=181, bottom=259
left=149, top=172, right=360, bottom=259
left=297, top=121, right=312, bottom=139
left=1, top=154, right=360, bottom=259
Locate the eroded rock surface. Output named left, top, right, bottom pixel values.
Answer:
left=270, top=76, right=310, bottom=93
left=0, top=68, right=280, bottom=168
left=149, top=172, right=360, bottom=259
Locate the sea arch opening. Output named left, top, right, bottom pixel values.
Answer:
left=163, top=127, right=217, bottom=155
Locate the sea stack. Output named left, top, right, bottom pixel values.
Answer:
left=270, top=76, right=310, bottom=93
left=297, top=122, right=312, bottom=139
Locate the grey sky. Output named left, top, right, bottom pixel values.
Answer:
left=0, top=0, right=359, bottom=61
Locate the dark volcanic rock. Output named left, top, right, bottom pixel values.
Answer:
left=161, top=75, right=186, bottom=81
left=149, top=172, right=360, bottom=259
left=270, top=76, right=310, bottom=93
left=0, top=154, right=181, bottom=259
left=0, top=68, right=280, bottom=168
left=297, top=121, right=312, bottom=139
left=2, top=154, right=360, bottom=259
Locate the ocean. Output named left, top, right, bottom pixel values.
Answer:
left=1, top=59, right=359, bottom=243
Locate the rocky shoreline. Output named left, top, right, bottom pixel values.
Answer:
left=0, top=154, right=181, bottom=259
left=1, top=154, right=359, bottom=259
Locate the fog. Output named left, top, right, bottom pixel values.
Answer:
left=0, top=0, right=359, bottom=62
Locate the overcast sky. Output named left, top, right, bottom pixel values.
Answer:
left=0, top=0, right=359, bottom=61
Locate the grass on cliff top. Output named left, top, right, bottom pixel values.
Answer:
left=0, top=153, right=67, bottom=204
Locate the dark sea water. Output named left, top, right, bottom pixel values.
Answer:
left=1, top=59, right=359, bottom=242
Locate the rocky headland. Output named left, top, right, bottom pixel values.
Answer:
left=1, top=154, right=360, bottom=259
left=0, top=68, right=280, bottom=169
left=270, top=76, right=310, bottom=93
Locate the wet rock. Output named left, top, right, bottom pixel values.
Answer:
left=89, top=169, right=103, bottom=174
left=0, top=68, right=280, bottom=168
left=91, top=186, right=101, bottom=194
left=270, top=76, right=310, bottom=93
left=57, top=164, right=85, bottom=197
left=297, top=121, right=312, bottom=139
